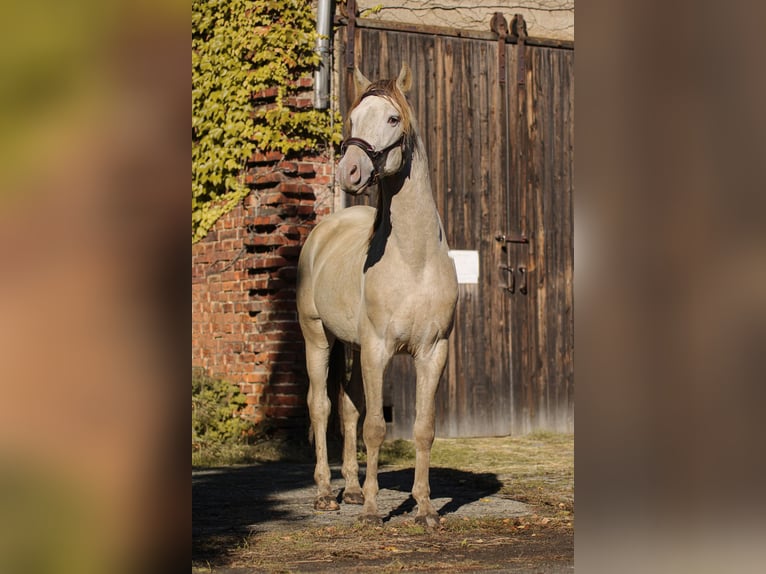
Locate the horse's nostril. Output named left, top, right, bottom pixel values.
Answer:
left=349, top=164, right=361, bottom=183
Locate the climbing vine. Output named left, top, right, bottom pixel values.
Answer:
left=192, top=0, right=341, bottom=243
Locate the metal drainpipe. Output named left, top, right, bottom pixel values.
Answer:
left=313, top=0, right=332, bottom=110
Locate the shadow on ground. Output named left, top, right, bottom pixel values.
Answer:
left=192, top=462, right=504, bottom=566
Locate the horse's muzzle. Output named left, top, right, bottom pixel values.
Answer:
left=338, top=146, right=375, bottom=195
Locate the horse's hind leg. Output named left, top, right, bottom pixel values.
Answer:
left=340, top=349, right=364, bottom=505
left=304, top=324, right=339, bottom=511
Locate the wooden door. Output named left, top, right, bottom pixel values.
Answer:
left=339, top=21, right=573, bottom=437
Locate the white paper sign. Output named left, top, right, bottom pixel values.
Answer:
left=448, top=250, right=479, bottom=284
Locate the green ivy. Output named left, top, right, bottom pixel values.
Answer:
left=192, top=368, right=251, bottom=455
left=192, top=0, right=341, bottom=243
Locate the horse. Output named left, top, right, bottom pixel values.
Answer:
left=296, top=64, right=458, bottom=527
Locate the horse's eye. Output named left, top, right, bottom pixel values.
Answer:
left=388, top=115, right=400, bottom=126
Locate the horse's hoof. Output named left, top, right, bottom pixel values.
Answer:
left=415, top=513, right=441, bottom=529
left=343, top=490, right=365, bottom=505
left=357, top=513, right=383, bottom=526
left=314, top=496, right=340, bottom=511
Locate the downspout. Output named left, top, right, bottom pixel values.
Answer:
left=313, top=0, right=333, bottom=110
left=315, top=0, right=340, bottom=210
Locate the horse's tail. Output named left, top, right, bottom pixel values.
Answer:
left=308, top=339, right=347, bottom=445
left=327, top=339, right=346, bottom=438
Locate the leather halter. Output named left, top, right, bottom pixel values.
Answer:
left=340, top=135, right=405, bottom=186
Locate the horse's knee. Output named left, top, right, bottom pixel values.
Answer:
left=363, top=414, right=386, bottom=447
left=413, top=419, right=435, bottom=450
left=308, top=389, right=331, bottom=422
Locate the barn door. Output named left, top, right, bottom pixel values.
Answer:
left=338, top=18, right=573, bottom=438
left=500, top=30, right=574, bottom=434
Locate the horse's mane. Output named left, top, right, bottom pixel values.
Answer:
left=347, top=79, right=418, bottom=272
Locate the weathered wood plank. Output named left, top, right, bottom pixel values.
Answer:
left=339, top=23, right=574, bottom=438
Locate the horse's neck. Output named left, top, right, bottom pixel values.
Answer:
left=383, top=142, right=443, bottom=266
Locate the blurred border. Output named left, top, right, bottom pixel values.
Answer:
left=4, top=1, right=765, bottom=571
left=0, top=2, right=189, bottom=572
left=576, top=0, right=766, bottom=572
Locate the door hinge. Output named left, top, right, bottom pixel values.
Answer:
left=511, top=14, right=527, bottom=85
left=490, top=12, right=508, bottom=85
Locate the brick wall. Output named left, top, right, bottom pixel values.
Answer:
left=192, top=80, right=336, bottom=431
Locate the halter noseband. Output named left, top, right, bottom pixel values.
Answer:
left=340, top=135, right=405, bottom=186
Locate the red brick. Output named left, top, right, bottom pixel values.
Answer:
left=244, top=377, right=270, bottom=388
left=271, top=394, right=305, bottom=406
left=245, top=234, right=289, bottom=247
left=264, top=405, right=304, bottom=419
left=220, top=271, right=243, bottom=282
left=250, top=150, right=284, bottom=164
left=259, top=192, right=300, bottom=205
left=253, top=86, right=279, bottom=100
left=243, top=300, right=268, bottom=314
left=297, top=205, right=316, bottom=216
left=244, top=277, right=287, bottom=291
left=237, top=383, right=253, bottom=395
left=277, top=225, right=308, bottom=239
left=249, top=258, right=290, bottom=273
left=277, top=161, right=298, bottom=175
left=277, top=245, right=301, bottom=257
left=295, top=76, right=313, bottom=89
left=257, top=310, right=297, bottom=323
left=248, top=214, right=282, bottom=227
left=297, top=162, right=316, bottom=176
left=281, top=182, right=315, bottom=195
left=245, top=170, right=282, bottom=186
left=270, top=383, right=306, bottom=396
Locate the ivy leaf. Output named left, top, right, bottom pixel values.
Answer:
left=192, top=0, right=342, bottom=243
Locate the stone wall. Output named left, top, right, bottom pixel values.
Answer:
left=192, top=80, right=335, bottom=430
left=355, top=0, right=574, bottom=42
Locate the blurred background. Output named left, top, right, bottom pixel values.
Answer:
left=576, top=1, right=766, bottom=572
left=1, top=0, right=765, bottom=572
left=0, top=1, right=187, bottom=572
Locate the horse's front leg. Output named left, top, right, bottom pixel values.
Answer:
left=358, top=341, right=392, bottom=525
left=412, top=339, right=449, bottom=528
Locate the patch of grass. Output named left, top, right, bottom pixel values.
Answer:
left=192, top=435, right=315, bottom=468
left=192, top=366, right=316, bottom=467
left=357, top=438, right=416, bottom=466
left=392, top=522, right=427, bottom=536
left=429, top=433, right=573, bottom=475
left=192, top=368, right=252, bottom=465
left=380, top=439, right=416, bottom=465
left=371, top=433, right=574, bottom=517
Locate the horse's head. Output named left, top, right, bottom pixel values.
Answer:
left=338, top=64, right=414, bottom=195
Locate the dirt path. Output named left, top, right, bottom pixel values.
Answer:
left=193, top=461, right=573, bottom=572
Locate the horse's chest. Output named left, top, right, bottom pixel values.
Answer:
left=363, top=263, right=456, bottom=344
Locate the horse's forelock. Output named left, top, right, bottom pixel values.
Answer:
left=347, top=79, right=414, bottom=144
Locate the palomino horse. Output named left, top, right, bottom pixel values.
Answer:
left=297, top=64, right=458, bottom=527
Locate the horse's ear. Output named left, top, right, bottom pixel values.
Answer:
left=396, top=63, right=412, bottom=94
left=353, top=67, right=371, bottom=98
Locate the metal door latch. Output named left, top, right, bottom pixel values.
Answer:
left=495, top=233, right=529, bottom=244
